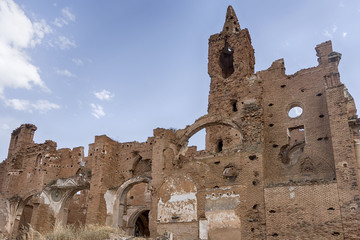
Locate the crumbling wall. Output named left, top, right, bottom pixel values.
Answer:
left=1, top=5, right=360, bottom=240
left=260, top=47, right=336, bottom=185
left=0, top=193, right=7, bottom=235
left=85, top=134, right=153, bottom=227
left=0, top=124, right=90, bottom=237
left=67, top=189, right=89, bottom=227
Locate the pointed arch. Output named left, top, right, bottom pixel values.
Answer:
left=112, top=176, right=151, bottom=229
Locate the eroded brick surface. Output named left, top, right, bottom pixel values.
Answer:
left=1, top=5, right=360, bottom=240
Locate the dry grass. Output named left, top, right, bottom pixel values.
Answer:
left=2, top=225, right=157, bottom=240
left=20, top=224, right=125, bottom=240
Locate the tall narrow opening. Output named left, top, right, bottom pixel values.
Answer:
left=36, top=154, right=42, bottom=166
left=134, top=210, right=150, bottom=237
left=220, top=41, right=234, bottom=78
left=216, top=139, right=223, bottom=153
left=231, top=100, right=238, bottom=112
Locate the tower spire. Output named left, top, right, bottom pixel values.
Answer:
left=222, top=6, right=241, bottom=34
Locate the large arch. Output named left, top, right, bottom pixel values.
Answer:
left=112, top=176, right=152, bottom=229
left=176, top=115, right=243, bottom=157
left=39, top=174, right=91, bottom=227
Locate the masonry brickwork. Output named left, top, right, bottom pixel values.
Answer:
left=1, top=6, right=360, bottom=240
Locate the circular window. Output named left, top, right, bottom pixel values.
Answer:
left=51, top=189, right=62, bottom=202
left=288, top=106, right=303, bottom=118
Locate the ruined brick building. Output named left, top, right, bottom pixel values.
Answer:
left=1, top=6, right=360, bottom=240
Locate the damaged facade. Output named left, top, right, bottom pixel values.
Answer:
left=1, top=6, right=360, bottom=240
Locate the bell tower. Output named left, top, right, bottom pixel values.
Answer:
left=208, top=6, right=255, bottom=114
left=206, top=6, right=258, bottom=152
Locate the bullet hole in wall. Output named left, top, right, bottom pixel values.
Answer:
left=249, top=155, right=257, bottom=160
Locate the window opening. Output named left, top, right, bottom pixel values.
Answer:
left=288, top=126, right=305, bottom=145
left=231, top=100, right=238, bottom=112
left=216, top=139, right=223, bottom=153
left=288, top=106, right=303, bottom=118
left=36, top=154, right=42, bottom=166
left=220, top=41, right=234, bottom=78
left=280, top=125, right=306, bottom=165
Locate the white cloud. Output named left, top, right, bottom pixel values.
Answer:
left=343, top=32, right=348, bottom=38
left=56, top=36, right=76, bottom=50
left=53, top=7, right=75, bottom=27
left=91, top=103, right=105, bottom=119
left=0, top=0, right=50, bottom=95
left=62, top=7, right=75, bottom=22
left=4, top=97, right=60, bottom=113
left=55, top=69, right=75, bottom=77
left=31, top=19, right=52, bottom=47
left=72, top=58, right=83, bottom=65
left=53, top=17, right=67, bottom=27
left=94, top=89, right=114, bottom=101
left=32, top=100, right=60, bottom=113
left=4, top=98, right=31, bottom=111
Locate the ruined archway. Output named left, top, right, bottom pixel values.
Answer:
left=127, top=209, right=150, bottom=237
left=112, top=176, right=152, bottom=230
left=13, top=195, right=34, bottom=237
left=52, top=185, right=90, bottom=227
left=7, top=190, right=40, bottom=237
left=40, top=172, right=91, bottom=227
left=176, top=115, right=243, bottom=158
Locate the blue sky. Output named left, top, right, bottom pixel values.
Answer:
left=1, top=0, right=360, bottom=161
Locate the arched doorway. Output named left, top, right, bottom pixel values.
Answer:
left=133, top=210, right=150, bottom=237
left=112, top=176, right=151, bottom=232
